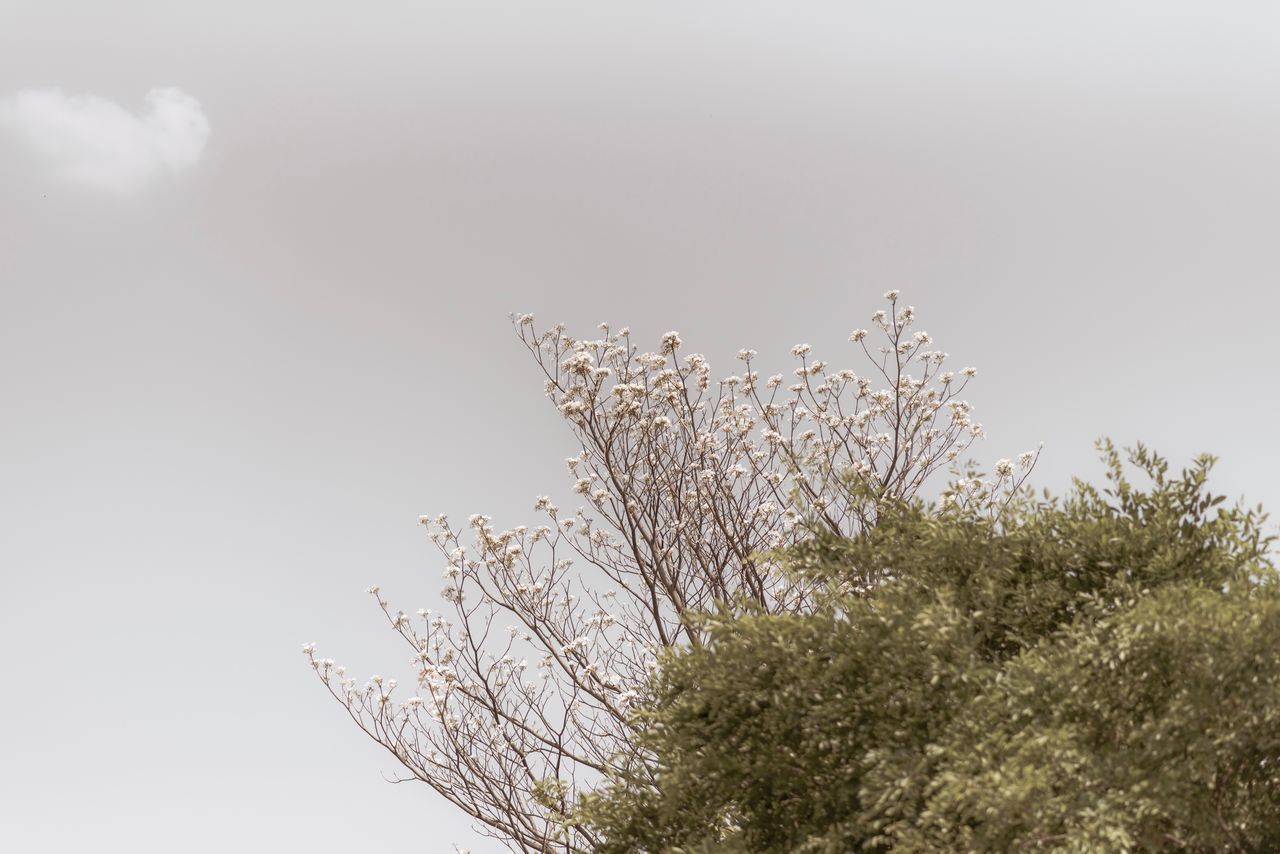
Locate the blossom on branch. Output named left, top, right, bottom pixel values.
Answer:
left=308, top=292, right=1036, bottom=852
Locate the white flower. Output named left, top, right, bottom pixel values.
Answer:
left=961, top=366, right=977, bottom=377
left=848, top=329, right=867, bottom=342
left=365, top=585, right=380, bottom=595
left=301, top=642, right=316, bottom=655
left=1019, top=450, right=1037, bottom=469
left=994, top=459, right=1014, bottom=478
left=791, top=343, right=811, bottom=357
left=562, top=351, right=595, bottom=374
left=883, top=289, right=900, bottom=300
left=736, top=348, right=757, bottom=361
left=660, top=331, right=682, bottom=355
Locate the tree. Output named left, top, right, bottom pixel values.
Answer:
left=580, top=444, right=1280, bottom=852
left=304, top=293, right=1033, bottom=851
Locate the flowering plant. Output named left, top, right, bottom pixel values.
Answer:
left=305, top=292, right=1036, bottom=851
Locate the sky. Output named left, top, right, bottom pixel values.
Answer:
left=3, top=1, right=1280, bottom=851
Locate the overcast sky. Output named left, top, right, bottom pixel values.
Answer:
left=3, top=2, right=1280, bottom=851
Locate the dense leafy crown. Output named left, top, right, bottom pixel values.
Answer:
left=581, top=443, right=1280, bottom=852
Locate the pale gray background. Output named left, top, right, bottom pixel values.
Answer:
left=2, top=2, right=1278, bottom=851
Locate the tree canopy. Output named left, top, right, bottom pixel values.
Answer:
left=580, top=444, right=1280, bottom=852
left=307, top=294, right=1035, bottom=850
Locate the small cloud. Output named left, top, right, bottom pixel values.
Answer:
left=0, top=87, right=210, bottom=192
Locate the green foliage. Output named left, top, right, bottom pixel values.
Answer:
left=579, top=444, right=1280, bottom=852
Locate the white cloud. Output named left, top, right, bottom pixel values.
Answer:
left=0, top=87, right=210, bottom=192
